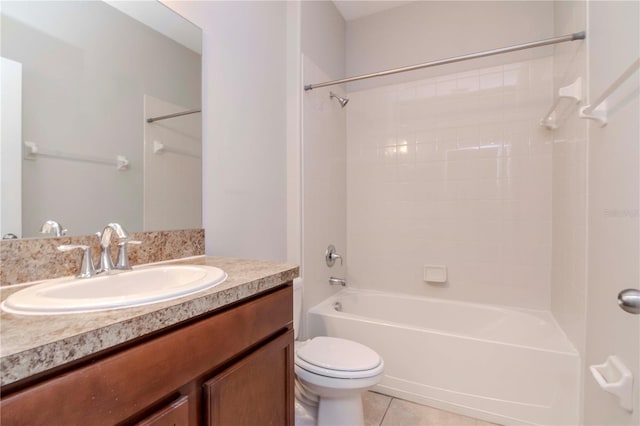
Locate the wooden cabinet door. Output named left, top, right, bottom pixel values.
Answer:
left=204, top=330, right=294, bottom=426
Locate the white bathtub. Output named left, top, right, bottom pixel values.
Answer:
left=307, top=289, right=580, bottom=426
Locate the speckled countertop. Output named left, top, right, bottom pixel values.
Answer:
left=0, top=256, right=299, bottom=387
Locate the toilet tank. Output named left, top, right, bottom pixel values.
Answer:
left=293, top=278, right=302, bottom=340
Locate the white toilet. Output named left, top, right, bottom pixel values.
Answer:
left=293, top=280, right=384, bottom=426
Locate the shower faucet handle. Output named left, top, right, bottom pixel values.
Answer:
left=325, top=245, right=343, bottom=267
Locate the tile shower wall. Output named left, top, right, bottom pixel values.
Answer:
left=347, top=58, right=554, bottom=309
left=550, top=0, right=588, bottom=359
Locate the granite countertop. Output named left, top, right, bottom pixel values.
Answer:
left=0, top=256, right=299, bottom=387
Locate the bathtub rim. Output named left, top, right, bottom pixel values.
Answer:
left=308, top=287, right=578, bottom=356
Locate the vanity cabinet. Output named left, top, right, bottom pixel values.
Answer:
left=0, top=285, right=294, bottom=426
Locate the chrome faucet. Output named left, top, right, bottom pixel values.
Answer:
left=58, top=223, right=139, bottom=278
left=97, top=223, right=129, bottom=273
left=325, top=245, right=343, bottom=267
left=40, top=220, right=67, bottom=237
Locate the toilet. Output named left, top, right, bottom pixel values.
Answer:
left=293, top=279, right=384, bottom=426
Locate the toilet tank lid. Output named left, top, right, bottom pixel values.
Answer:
left=297, top=336, right=381, bottom=372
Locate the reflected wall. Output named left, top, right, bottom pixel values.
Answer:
left=0, top=1, right=201, bottom=238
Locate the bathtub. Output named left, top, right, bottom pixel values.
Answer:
left=307, top=288, right=580, bottom=426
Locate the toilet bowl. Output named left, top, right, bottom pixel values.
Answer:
left=293, top=279, right=384, bottom=426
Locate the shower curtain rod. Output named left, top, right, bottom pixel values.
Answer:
left=304, top=31, right=586, bottom=91
left=146, top=109, right=201, bottom=123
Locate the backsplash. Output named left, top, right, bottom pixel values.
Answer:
left=0, top=229, right=204, bottom=286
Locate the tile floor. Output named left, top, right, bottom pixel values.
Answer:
left=363, top=391, right=500, bottom=426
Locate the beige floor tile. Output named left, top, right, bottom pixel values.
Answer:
left=363, top=391, right=392, bottom=426
left=381, top=398, right=477, bottom=426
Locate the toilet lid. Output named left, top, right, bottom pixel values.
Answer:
left=296, top=336, right=381, bottom=372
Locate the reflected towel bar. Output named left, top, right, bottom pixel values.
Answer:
left=146, top=109, right=201, bottom=123
left=23, top=141, right=129, bottom=171
left=153, top=141, right=201, bottom=159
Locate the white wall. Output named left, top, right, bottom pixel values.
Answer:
left=164, top=1, right=288, bottom=261
left=346, top=1, right=555, bottom=92
left=286, top=1, right=302, bottom=267
left=583, top=1, right=639, bottom=423
left=551, top=0, right=588, bottom=359
left=550, top=1, right=640, bottom=421
left=300, top=1, right=347, bottom=334
left=301, top=1, right=345, bottom=81
left=345, top=1, right=555, bottom=309
left=0, top=57, right=22, bottom=237
left=1, top=1, right=200, bottom=237
left=550, top=2, right=588, bottom=421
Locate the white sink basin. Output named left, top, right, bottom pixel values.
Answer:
left=1, top=265, right=227, bottom=315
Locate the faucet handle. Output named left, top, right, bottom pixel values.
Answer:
left=58, top=244, right=96, bottom=278
left=325, top=245, right=343, bottom=267
left=116, top=239, right=142, bottom=270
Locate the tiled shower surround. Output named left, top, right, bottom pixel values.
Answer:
left=347, top=58, right=553, bottom=309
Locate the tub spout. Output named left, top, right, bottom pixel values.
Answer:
left=329, top=277, right=346, bottom=286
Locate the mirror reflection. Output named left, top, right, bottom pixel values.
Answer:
left=0, top=0, right=202, bottom=239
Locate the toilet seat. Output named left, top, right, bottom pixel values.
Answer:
left=295, top=336, right=384, bottom=379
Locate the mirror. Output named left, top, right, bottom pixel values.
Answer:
left=0, top=0, right=202, bottom=239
